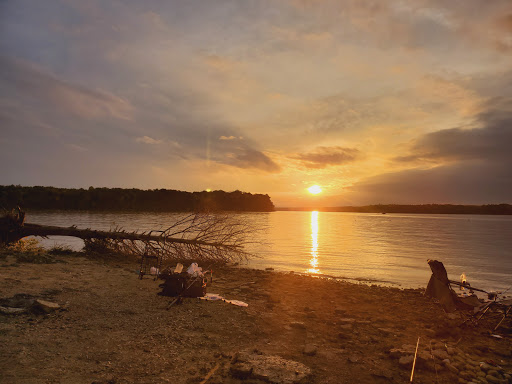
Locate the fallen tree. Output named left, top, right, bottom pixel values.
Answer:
left=0, top=208, right=255, bottom=264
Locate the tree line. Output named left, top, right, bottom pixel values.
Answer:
left=0, top=185, right=275, bottom=212
left=278, top=204, right=512, bottom=215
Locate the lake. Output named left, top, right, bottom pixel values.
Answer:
left=26, top=211, right=512, bottom=292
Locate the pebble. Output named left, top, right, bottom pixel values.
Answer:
left=446, top=363, right=459, bottom=375
left=398, top=355, right=414, bottom=368
left=303, top=344, right=317, bottom=356
left=485, top=375, right=500, bottom=384
left=289, top=321, right=306, bottom=330
left=432, top=349, right=450, bottom=360
left=460, top=370, right=474, bottom=381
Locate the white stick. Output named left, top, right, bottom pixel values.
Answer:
left=410, top=336, right=420, bottom=383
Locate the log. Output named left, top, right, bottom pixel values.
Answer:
left=14, top=223, right=239, bottom=249
left=0, top=210, right=253, bottom=264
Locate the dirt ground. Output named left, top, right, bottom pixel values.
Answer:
left=1, top=248, right=511, bottom=384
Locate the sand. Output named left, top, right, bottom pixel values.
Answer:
left=1, top=249, right=511, bottom=384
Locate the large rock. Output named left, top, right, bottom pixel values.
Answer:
left=230, top=350, right=311, bottom=384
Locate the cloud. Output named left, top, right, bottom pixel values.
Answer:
left=395, top=98, right=512, bottom=164
left=292, top=146, right=362, bottom=169
left=219, top=135, right=242, bottom=140
left=347, top=161, right=512, bottom=205
left=135, top=136, right=163, bottom=145
left=223, top=148, right=281, bottom=173
left=348, top=97, right=512, bottom=204
left=0, top=56, right=133, bottom=121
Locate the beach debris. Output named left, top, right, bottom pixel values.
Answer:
left=199, top=293, right=248, bottom=307
left=187, top=262, right=203, bottom=277
left=425, top=260, right=460, bottom=312
left=425, top=260, right=483, bottom=313
left=0, top=294, right=60, bottom=315
left=230, top=350, right=311, bottom=383
left=158, top=263, right=210, bottom=298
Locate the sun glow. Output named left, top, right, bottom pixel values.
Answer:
left=308, top=185, right=322, bottom=195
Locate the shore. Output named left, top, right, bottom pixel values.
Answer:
left=1, top=249, right=511, bottom=384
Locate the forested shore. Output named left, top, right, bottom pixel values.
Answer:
left=0, top=185, right=275, bottom=212
left=278, top=203, right=512, bottom=215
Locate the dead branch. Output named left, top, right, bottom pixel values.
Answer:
left=1, top=211, right=257, bottom=264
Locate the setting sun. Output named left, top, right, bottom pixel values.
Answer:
left=308, top=185, right=322, bottom=195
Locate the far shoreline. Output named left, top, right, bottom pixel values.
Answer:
left=275, top=203, right=512, bottom=215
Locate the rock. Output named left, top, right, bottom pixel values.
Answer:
left=480, top=363, right=493, bottom=372
left=377, top=328, right=395, bottom=336
left=459, top=370, right=474, bottom=381
left=432, top=349, right=450, bottom=361
left=389, top=348, right=404, bottom=359
left=425, top=328, right=436, bottom=337
left=289, top=321, right=306, bottom=330
left=0, top=305, right=28, bottom=315
left=371, top=368, right=393, bottom=380
left=348, top=354, right=361, bottom=364
left=303, top=344, right=317, bottom=356
left=33, top=299, right=60, bottom=313
left=399, top=355, right=414, bottom=368
left=486, top=375, right=501, bottom=384
left=230, top=350, right=311, bottom=384
left=446, top=363, right=459, bottom=375
left=338, top=318, right=356, bottom=324
left=230, top=361, right=253, bottom=379
left=487, top=370, right=500, bottom=378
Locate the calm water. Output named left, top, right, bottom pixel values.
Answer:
left=27, top=211, right=512, bottom=291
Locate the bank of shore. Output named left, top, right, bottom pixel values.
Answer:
left=0, top=250, right=511, bottom=384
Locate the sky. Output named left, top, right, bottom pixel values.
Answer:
left=1, top=0, right=512, bottom=207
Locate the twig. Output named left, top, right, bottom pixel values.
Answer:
left=410, top=337, right=420, bottom=383
left=199, top=362, right=220, bottom=384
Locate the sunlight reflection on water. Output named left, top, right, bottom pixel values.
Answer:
left=307, top=211, right=320, bottom=274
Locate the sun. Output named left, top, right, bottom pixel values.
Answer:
left=308, top=185, right=322, bottom=195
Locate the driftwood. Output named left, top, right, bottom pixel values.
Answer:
left=0, top=209, right=255, bottom=264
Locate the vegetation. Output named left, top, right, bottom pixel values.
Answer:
left=0, top=185, right=275, bottom=212
left=278, top=204, right=512, bottom=215
left=0, top=239, right=66, bottom=264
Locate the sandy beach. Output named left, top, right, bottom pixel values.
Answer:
left=1, top=248, right=511, bottom=384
